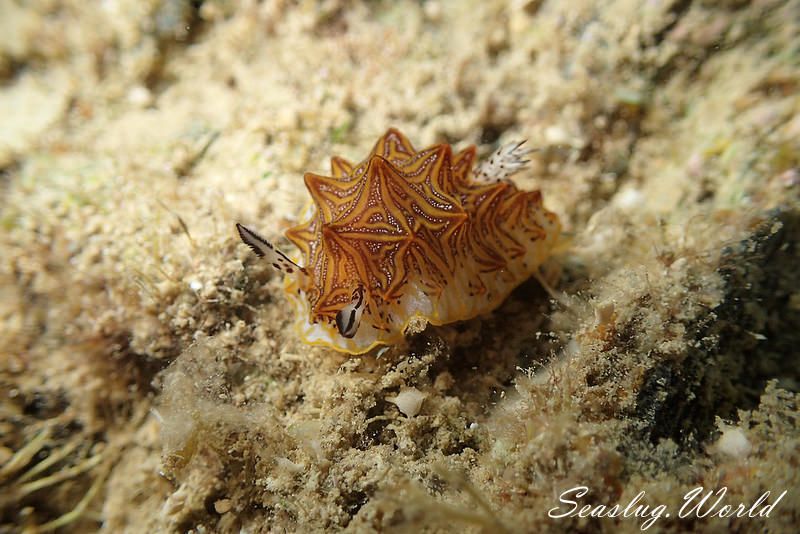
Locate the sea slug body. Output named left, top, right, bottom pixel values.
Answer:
left=237, top=128, right=560, bottom=354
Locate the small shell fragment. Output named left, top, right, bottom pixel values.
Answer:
left=386, top=387, right=428, bottom=417
left=214, top=499, right=232, bottom=514
left=715, top=426, right=751, bottom=458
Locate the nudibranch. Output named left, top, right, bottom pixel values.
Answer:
left=237, top=128, right=560, bottom=354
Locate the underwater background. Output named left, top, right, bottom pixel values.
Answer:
left=1, top=1, right=798, bottom=532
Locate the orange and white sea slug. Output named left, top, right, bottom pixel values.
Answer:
left=236, top=128, right=560, bottom=354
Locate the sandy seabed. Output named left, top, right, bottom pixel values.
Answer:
left=1, top=1, right=799, bottom=532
